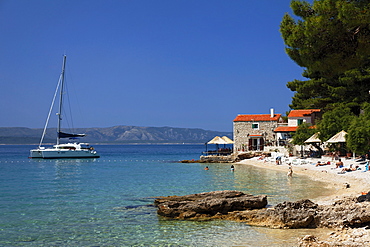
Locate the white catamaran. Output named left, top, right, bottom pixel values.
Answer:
left=30, top=55, right=100, bottom=159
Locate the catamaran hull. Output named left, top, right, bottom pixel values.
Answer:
left=30, top=149, right=100, bottom=159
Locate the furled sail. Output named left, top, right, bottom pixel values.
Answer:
left=58, top=131, right=86, bottom=139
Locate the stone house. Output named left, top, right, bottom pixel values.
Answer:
left=274, top=109, right=322, bottom=145
left=233, top=109, right=283, bottom=152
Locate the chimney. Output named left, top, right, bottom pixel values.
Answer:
left=270, top=108, right=274, bottom=118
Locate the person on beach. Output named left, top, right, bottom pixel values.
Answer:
left=341, top=165, right=358, bottom=172
left=287, top=165, right=293, bottom=177
left=276, top=156, right=282, bottom=165
left=316, top=161, right=330, bottom=167
left=336, top=159, right=344, bottom=168
left=332, top=151, right=339, bottom=160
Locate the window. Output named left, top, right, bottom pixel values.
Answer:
left=297, top=119, right=304, bottom=125
left=252, top=123, right=259, bottom=129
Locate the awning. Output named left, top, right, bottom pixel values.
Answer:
left=250, top=134, right=262, bottom=137
left=326, top=130, right=347, bottom=143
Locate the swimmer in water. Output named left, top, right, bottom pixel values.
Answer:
left=287, top=165, right=293, bottom=177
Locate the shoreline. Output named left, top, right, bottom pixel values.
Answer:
left=237, top=155, right=370, bottom=203
left=236, top=155, right=370, bottom=246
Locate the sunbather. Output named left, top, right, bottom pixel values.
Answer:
left=341, top=164, right=358, bottom=172
left=336, top=159, right=344, bottom=168
left=258, top=154, right=265, bottom=160
left=316, top=161, right=330, bottom=167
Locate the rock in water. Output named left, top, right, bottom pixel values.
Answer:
left=155, top=190, right=267, bottom=219
left=228, top=197, right=370, bottom=229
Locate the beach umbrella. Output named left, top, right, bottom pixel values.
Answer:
left=207, top=136, right=228, bottom=152
left=326, top=130, right=347, bottom=143
left=207, top=136, right=228, bottom=145
left=304, top=132, right=321, bottom=143
left=326, top=130, right=349, bottom=157
left=304, top=132, right=324, bottom=156
left=221, top=136, right=234, bottom=144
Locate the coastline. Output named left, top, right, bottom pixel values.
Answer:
left=237, top=155, right=370, bottom=203
left=237, top=155, right=370, bottom=246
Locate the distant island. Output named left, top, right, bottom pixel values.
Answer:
left=0, top=126, right=232, bottom=145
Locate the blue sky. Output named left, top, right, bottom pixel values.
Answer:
left=0, top=0, right=306, bottom=132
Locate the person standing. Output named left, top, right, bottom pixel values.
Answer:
left=287, top=165, right=293, bottom=177
left=276, top=156, right=282, bottom=165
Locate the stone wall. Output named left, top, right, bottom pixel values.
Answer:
left=199, top=155, right=235, bottom=163
left=233, top=121, right=280, bottom=153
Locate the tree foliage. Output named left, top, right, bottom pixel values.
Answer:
left=281, top=0, right=370, bottom=152
left=280, top=0, right=370, bottom=78
left=347, top=103, right=370, bottom=154
left=291, top=122, right=316, bottom=145
left=280, top=0, right=370, bottom=113
left=316, top=103, right=355, bottom=141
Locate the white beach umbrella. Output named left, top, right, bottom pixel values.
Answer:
left=326, top=130, right=347, bottom=143
left=221, top=136, right=234, bottom=144
left=207, top=136, right=228, bottom=145
left=304, top=132, right=321, bottom=143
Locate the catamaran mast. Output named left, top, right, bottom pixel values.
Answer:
left=57, top=55, right=67, bottom=145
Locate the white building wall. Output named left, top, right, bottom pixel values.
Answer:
left=288, top=117, right=312, bottom=127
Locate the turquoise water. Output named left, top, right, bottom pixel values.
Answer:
left=0, top=145, right=331, bottom=246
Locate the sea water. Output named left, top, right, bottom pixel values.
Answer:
left=0, top=145, right=332, bottom=246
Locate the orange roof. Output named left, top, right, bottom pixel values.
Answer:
left=274, top=125, right=316, bottom=132
left=288, top=109, right=321, bottom=117
left=233, top=114, right=281, bottom=122
left=274, top=126, right=298, bottom=132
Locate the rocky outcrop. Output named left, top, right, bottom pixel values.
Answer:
left=318, top=197, right=370, bottom=228
left=155, top=191, right=370, bottom=230
left=198, top=155, right=236, bottom=163
left=228, top=199, right=320, bottom=228
left=298, top=228, right=370, bottom=247
left=155, top=192, right=370, bottom=246
left=227, top=197, right=370, bottom=229
left=154, top=190, right=267, bottom=219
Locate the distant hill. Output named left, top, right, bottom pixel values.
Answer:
left=0, top=126, right=233, bottom=144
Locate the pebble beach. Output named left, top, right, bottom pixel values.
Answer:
left=239, top=155, right=370, bottom=202
left=238, top=154, right=370, bottom=246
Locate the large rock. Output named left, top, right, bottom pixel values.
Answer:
left=155, top=190, right=267, bottom=219
left=317, top=197, right=370, bottom=228
left=228, top=197, right=370, bottom=229
left=155, top=191, right=370, bottom=230
left=229, top=199, right=319, bottom=228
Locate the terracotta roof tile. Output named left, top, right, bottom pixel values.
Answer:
left=288, top=109, right=321, bottom=117
left=274, top=126, right=298, bottom=132
left=274, top=125, right=316, bottom=132
left=233, top=114, right=281, bottom=122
